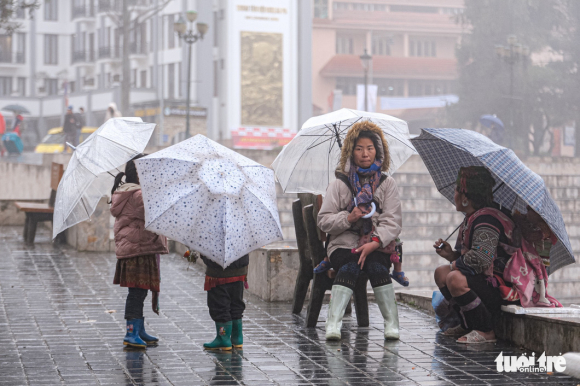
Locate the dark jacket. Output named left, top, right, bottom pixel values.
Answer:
left=63, top=113, right=78, bottom=133
left=201, top=254, right=249, bottom=278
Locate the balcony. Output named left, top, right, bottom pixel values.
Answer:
left=98, top=46, right=121, bottom=62
left=0, top=52, right=25, bottom=64
left=72, top=5, right=96, bottom=20
left=129, top=42, right=148, bottom=57
left=98, top=0, right=114, bottom=13
left=72, top=50, right=95, bottom=64
left=98, top=46, right=111, bottom=59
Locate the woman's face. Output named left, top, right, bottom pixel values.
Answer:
left=353, top=137, right=376, bottom=168
left=454, top=186, right=466, bottom=212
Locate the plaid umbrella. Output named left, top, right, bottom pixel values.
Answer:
left=411, top=128, right=575, bottom=274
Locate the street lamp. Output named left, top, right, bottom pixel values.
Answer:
left=495, top=35, right=530, bottom=144
left=174, top=11, right=208, bottom=139
left=360, top=49, right=372, bottom=111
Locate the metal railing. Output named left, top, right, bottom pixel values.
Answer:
left=72, top=5, right=95, bottom=19
left=0, top=52, right=25, bottom=64
left=129, top=42, right=148, bottom=55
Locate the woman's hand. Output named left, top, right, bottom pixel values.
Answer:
left=434, top=239, right=455, bottom=262
left=152, top=291, right=159, bottom=315
left=355, top=241, right=380, bottom=269
left=347, top=207, right=365, bottom=223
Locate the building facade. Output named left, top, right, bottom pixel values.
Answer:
left=0, top=0, right=208, bottom=148
left=312, top=0, right=465, bottom=133
left=199, top=0, right=312, bottom=149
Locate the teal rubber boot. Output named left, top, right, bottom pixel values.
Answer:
left=231, top=319, right=243, bottom=348
left=138, top=318, right=159, bottom=344
left=203, top=321, right=232, bottom=351
left=124, top=319, right=147, bottom=348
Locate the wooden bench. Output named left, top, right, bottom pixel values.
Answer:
left=14, top=162, right=63, bottom=244
left=291, top=197, right=370, bottom=328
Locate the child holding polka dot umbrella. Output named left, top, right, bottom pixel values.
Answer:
left=135, top=134, right=283, bottom=350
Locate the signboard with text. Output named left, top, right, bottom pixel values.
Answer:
left=232, top=126, right=295, bottom=149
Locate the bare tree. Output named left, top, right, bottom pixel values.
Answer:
left=105, top=0, right=172, bottom=115
left=0, top=0, right=39, bottom=33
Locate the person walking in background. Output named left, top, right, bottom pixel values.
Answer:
left=110, top=154, right=169, bottom=348
left=0, top=112, right=5, bottom=156
left=63, top=106, right=78, bottom=152
left=75, top=107, right=86, bottom=146
left=200, top=253, right=249, bottom=351
left=105, top=102, right=122, bottom=122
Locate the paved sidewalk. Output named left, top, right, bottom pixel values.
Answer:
left=0, top=226, right=576, bottom=386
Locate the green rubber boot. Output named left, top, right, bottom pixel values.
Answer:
left=203, top=321, right=232, bottom=351
left=231, top=319, right=243, bottom=348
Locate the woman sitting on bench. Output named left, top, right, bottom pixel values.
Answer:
left=317, top=121, right=402, bottom=341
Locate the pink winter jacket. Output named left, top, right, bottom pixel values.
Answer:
left=110, top=183, right=168, bottom=259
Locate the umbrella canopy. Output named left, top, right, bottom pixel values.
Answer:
left=272, top=108, right=417, bottom=195
left=480, top=114, right=504, bottom=129
left=135, top=134, right=283, bottom=268
left=2, top=104, right=30, bottom=114
left=411, top=128, right=575, bottom=274
left=52, top=118, right=156, bottom=239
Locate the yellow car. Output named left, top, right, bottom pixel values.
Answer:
left=35, top=126, right=97, bottom=153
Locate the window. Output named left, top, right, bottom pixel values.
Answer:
left=0, top=77, right=12, bottom=96
left=15, top=0, right=25, bottom=18
left=178, top=62, right=182, bottom=97
left=140, top=70, right=147, bottom=88
left=334, top=2, right=349, bottom=11
left=213, top=60, right=218, bottom=97
left=69, top=81, right=76, bottom=93
left=376, top=78, right=404, bottom=96
left=113, top=27, right=120, bottom=57
left=44, top=34, right=58, bottom=64
left=0, top=35, right=12, bottom=63
left=408, top=80, right=452, bottom=96
left=335, top=77, right=363, bottom=95
left=314, top=0, right=328, bottom=18
left=44, top=0, right=58, bottom=21
left=17, top=77, right=26, bottom=96
left=442, top=7, right=463, bottom=15
left=168, top=63, right=175, bottom=99
left=390, top=5, right=438, bottom=13
left=372, top=36, right=391, bottom=56
left=167, top=15, right=175, bottom=49
left=88, top=33, right=94, bottom=61
left=336, top=35, right=353, bottom=54
left=45, top=78, right=58, bottom=95
left=131, top=69, right=137, bottom=87
left=213, top=11, right=218, bottom=47
left=410, top=39, right=436, bottom=57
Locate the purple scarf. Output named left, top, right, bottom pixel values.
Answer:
left=346, top=159, right=382, bottom=235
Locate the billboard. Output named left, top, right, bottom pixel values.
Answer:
left=229, top=0, right=297, bottom=149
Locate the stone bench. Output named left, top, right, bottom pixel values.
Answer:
left=396, top=290, right=580, bottom=356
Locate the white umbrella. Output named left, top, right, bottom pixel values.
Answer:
left=134, top=134, right=283, bottom=268
left=272, top=108, right=417, bottom=195
left=52, top=118, right=156, bottom=239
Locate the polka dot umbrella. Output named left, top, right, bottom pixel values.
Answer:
left=135, top=134, right=283, bottom=268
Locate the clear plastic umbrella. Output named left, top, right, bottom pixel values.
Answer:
left=52, top=118, right=156, bottom=239
left=272, top=108, right=417, bottom=195
left=135, top=134, right=283, bottom=268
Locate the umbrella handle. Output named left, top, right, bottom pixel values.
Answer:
left=354, top=198, right=376, bottom=219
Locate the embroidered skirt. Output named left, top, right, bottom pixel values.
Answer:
left=113, top=254, right=160, bottom=292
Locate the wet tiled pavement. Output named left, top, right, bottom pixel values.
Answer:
left=0, top=226, right=576, bottom=386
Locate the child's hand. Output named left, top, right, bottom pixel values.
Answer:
left=152, top=291, right=159, bottom=315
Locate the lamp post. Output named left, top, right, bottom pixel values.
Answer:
left=495, top=35, right=530, bottom=145
left=174, top=11, right=208, bottom=139
left=359, top=49, right=372, bottom=111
